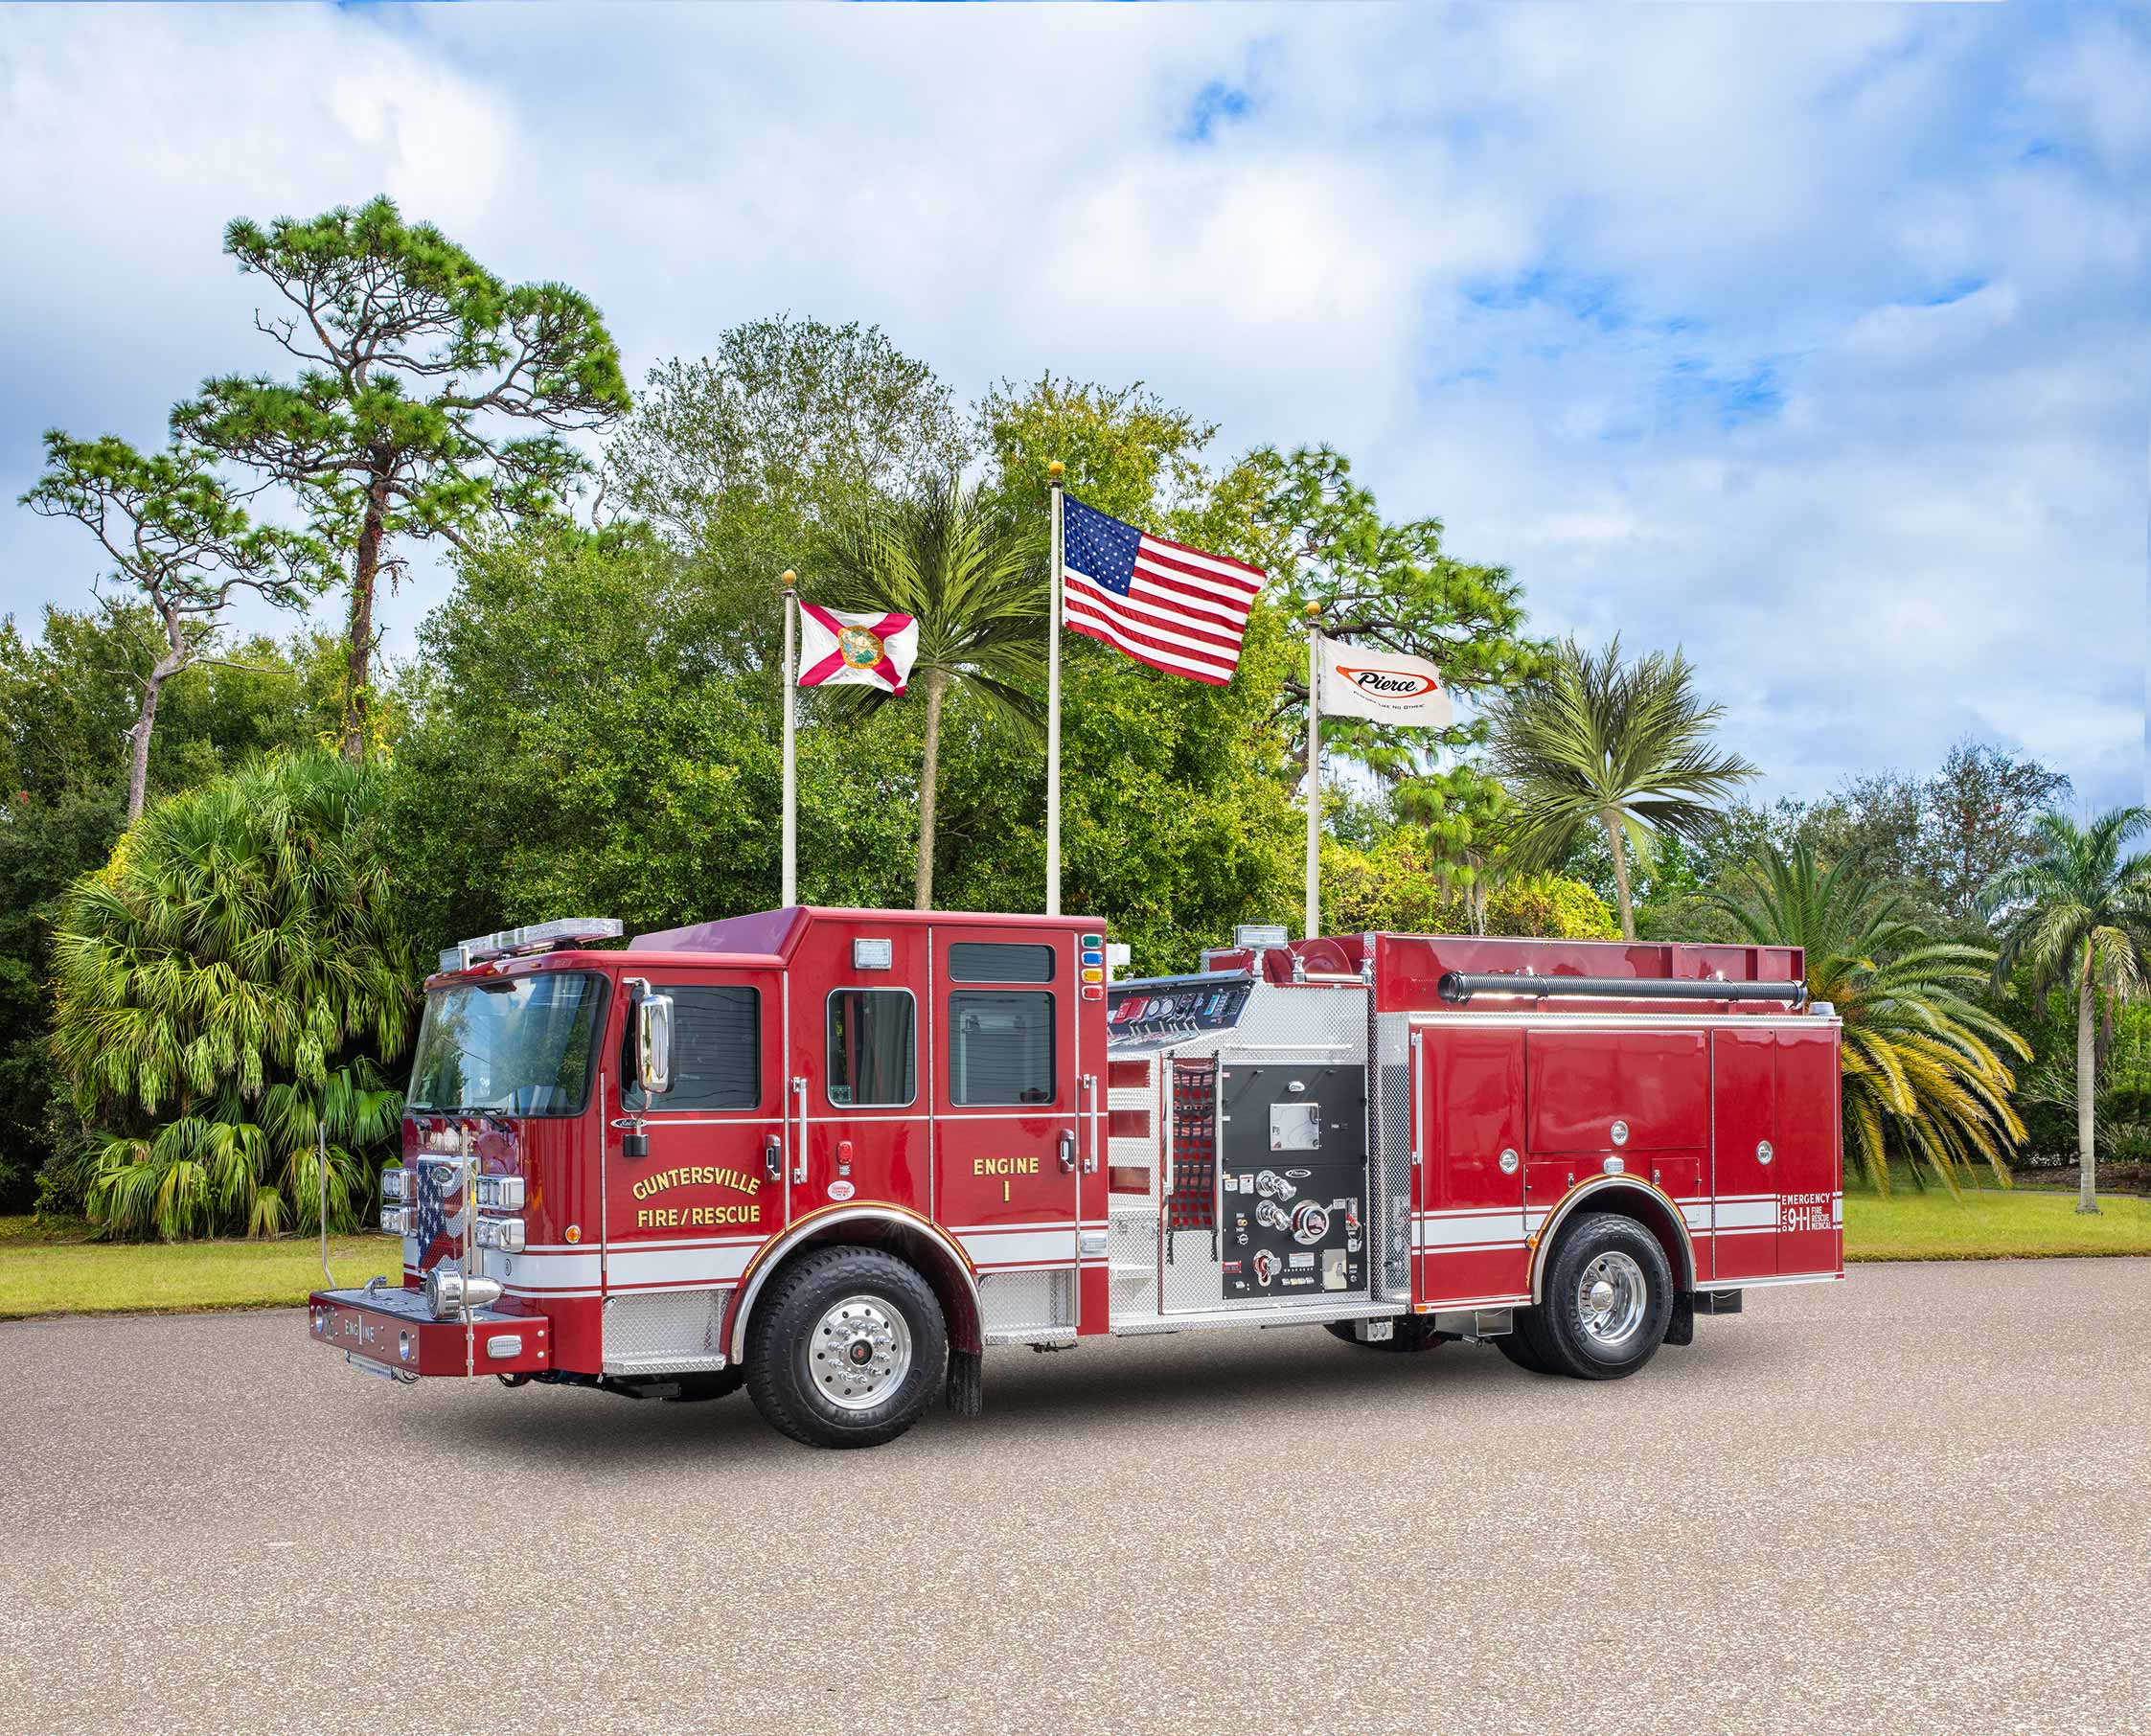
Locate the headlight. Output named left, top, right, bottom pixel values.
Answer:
left=472, top=1174, right=526, bottom=1212
left=380, top=1166, right=407, bottom=1202
left=472, top=1216, right=526, bottom=1254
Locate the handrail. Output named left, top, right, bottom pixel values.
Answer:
left=1437, top=971, right=1807, bottom=1008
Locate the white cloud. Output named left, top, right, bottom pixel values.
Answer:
left=0, top=1, right=2143, bottom=814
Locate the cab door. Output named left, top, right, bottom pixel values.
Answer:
left=931, top=926, right=1081, bottom=1310
left=608, top=965, right=787, bottom=1290
left=787, top=918, right=929, bottom=1220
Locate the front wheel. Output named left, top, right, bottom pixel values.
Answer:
left=745, top=1246, right=947, bottom=1449
left=1524, top=1212, right=1674, bottom=1381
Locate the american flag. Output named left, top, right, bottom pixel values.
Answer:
left=412, top=1156, right=464, bottom=1272
left=1061, top=495, right=1264, bottom=685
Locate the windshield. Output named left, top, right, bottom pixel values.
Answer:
left=407, top=971, right=608, bottom=1117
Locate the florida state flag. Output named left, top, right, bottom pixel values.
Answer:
left=796, top=605, right=919, bottom=694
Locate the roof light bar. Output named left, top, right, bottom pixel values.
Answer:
left=1436, top=971, right=1808, bottom=1008
left=440, top=918, right=622, bottom=973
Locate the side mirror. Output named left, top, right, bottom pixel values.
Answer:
left=635, top=991, right=675, bottom=1096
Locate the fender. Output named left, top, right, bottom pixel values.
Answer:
left=1527, top=1175, right=1697, bottom=1305
left=723, top=1203, right=982, bottom=1364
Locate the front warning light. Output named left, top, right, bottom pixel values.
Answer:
left=473, top=1216, right=526, bottom=1253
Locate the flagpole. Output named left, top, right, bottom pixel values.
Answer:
left=1046, top=460, right=1064, bottom=917
left=781, top=569, right=798, bottom=907
left=1305, top=605, right=1322, bottom=940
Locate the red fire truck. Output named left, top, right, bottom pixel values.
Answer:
left=309, top=906, right=1842, bottom=1449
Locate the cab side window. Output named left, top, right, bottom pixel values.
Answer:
left=827, top=989, right=917, bottom=1107
left=623, top=985, right=761, bottom=1112
left=949, top=991, right=1056, bottom=1106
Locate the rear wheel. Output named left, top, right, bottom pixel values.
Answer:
left=1494, top=1318, right=1552, bottom=1373
left=1324, top=1316, right=1446, bottom=1353
left=1529, top=1212, right=1674, bottom=1381
left=745, top=1246, right=947, bottom=1449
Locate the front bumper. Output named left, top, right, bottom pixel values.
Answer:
left=309, top=1287, right=552, bottom=1379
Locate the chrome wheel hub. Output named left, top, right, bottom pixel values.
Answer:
left=1575, top=1250, right=1647, bottom=1348
left=808, top=1294, right=912, bottom=1410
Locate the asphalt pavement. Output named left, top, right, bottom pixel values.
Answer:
left=2, top=1258, right=2145, bottom=1735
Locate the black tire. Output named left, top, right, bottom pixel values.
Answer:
left=664, top=1367, right=746, bottom=1404
left=1493, top=1317, right=1553, bottom=1373
left=744, top=1246, right=947, bottom=1449
left=1529, top=1211, right=1674, bottom=1381
left=1324, top=1316, right=1446, bottom=1353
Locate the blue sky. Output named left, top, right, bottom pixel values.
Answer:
left=2, top=3, right=2145, bottom=810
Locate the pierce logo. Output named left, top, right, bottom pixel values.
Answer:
left=1337, top=665, right=1440, bottom=698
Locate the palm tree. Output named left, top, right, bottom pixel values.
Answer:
left=1711, top=841, right=2026, bottom=1195
left=1984, top=809, right=2151, bottom=1214
left=51, top=751, right=415, bottom=1239
left=1486, top=635, right=1755, bottom=939
left=821, top=477, right=1045, bottom=908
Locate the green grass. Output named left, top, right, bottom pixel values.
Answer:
left=3, top=1186, right=2147, bottom=1319
left=1843, top=1182, right=2151, bottom=1262
left=0, top=1217, right=401, bottom=1319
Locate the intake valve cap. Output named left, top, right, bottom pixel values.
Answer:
left=1291, top=1201, right=1332, bottom=1245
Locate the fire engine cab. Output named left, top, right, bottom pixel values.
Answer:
left=309, top=906, right=1843, bottom=1449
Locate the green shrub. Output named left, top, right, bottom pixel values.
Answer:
left=50, top=752, right=416, bottom=1240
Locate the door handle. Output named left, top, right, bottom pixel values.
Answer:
left=1058, top=1130, right=1077, bottom=1173
left=764, top=1133, right=782, bottom=1183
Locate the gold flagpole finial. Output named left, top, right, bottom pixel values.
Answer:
left=1047, top=460, right=1064, bottom=481
left=781, top=569, right=796, bottom=590
left=1304, top=603, right=1321, bottom=622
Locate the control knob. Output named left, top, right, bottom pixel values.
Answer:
left=1290, top=1200, right=1332, bottom=1246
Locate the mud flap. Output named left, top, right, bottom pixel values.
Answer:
left=945, top=1347, right=983, bottom=1416
left=1665, top=1289, right=1695, bottom=1347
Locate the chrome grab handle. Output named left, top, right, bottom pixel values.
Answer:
left=1081, top=1073, right=1100, bottom=1174
left=791, top=1077, right=808, bottom=1183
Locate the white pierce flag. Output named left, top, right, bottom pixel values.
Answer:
left=1315, top=633, right=1453, bottom=727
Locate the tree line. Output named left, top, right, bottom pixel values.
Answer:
left=5, top=196, right=2141, bottom=1237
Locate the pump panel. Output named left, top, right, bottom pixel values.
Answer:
left=1216, top=1063, right=1366, bottom=1299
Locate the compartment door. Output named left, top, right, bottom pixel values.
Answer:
left=1710, top=1027, right=1780, bottom=1281
left=1773, top=1026, right=1842, bottom=1276
left=1416, top=1026, right=1529, bottom=1306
